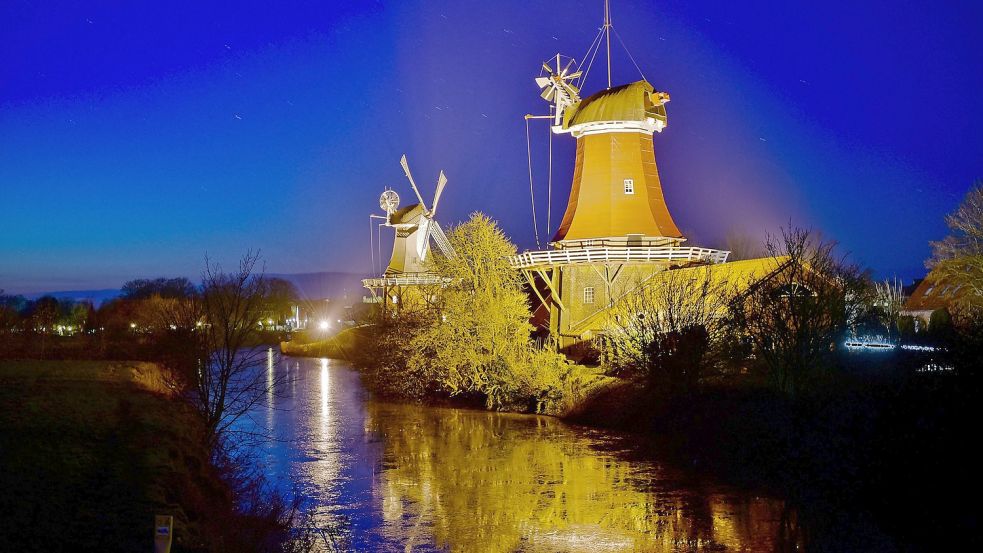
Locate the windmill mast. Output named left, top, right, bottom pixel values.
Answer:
left=604, top=0, right=612, bottom=89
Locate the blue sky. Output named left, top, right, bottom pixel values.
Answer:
left=2, top=0, right=981, bottom=293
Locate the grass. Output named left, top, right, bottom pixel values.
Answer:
left=0, top=360, right=217, bottom=552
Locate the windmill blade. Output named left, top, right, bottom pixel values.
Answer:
left=428, top=220, right=456, bottom=258
left=399, top=154, right=428, bottom=210
left=431, top=171, right=447, bottom=216
left=542, top=62, right=553, bottom=74
left=541, top=87, right=556, bottom=101
left=535, top=76, right=551, bottom=89
left=565, top=70, right=583, bottom=80
left=560, top=58, right=575, bottom=77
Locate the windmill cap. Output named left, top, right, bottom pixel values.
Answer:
left=563, top=80, right=668, bottom=129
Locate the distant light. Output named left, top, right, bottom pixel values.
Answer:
left=130, top=323, right=137, bottom=329
left=267, top=318, right=273, bottom=325
left=318, top=320, right=330, bottom=331
left=918, top=363, right=954, bottom=373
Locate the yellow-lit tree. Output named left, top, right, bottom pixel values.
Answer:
left=927, top=181, right=983, bottom=373
left=929, top=180, right=983, bottom=311
left=411, top=213, right=566, bottom=410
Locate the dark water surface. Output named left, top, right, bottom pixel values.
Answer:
left=248, top=353, right=799, bottom=552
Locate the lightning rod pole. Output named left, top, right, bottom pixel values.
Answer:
left=604, top=0, right=612, bottom=88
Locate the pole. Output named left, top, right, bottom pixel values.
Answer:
left=604, top=0, right=612, bottom=88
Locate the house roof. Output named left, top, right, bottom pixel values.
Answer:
left=568, top=256, right=789, bottom=336
left=903, top=269, right=961, bottom=312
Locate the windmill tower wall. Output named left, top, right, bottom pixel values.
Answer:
left=553, top=131, right=682, bottom=245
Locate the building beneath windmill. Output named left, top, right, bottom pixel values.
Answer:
left=362, top=156, right=455, bottom=314
left=514, top=9, right=742, bottom=349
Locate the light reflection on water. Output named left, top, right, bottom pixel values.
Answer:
left=249, top=356, right=798, bottom=552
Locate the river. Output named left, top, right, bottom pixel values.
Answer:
left=247, top=353, right=800, bottom=552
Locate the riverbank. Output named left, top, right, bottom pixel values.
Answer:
left=0, top=360, right=254, bottom=551
left=279, top=326, right=364, bottom=359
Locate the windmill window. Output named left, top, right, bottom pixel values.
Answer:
left=623, top=178, right=635, bottom=194
left=583, top=287, right=595, bottom=304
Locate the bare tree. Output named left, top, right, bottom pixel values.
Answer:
left=728, top=227, right=861, bottom=397
left=873, top=278, right=905, bottom=336
left=929, top=180, right=983, bottom=310
left=155, top=252, right=284, bottom=449
left=724, top=227, right=767, bottom=261
left=29, top=296, right=59, bottom=359
left=603, top=265, right=732, bottom=395
left=197, top=252, right=283, bottom=447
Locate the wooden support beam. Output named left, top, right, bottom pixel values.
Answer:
left=523, top=270, right=550, bottom=312
left=608, top=263, right=625, bottom=286
left=535, top=268, right=566, bottom=312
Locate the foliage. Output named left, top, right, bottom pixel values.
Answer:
left=0, top=291, right=22, bottom=335
left=351, top=213, right=571, bottom=412
left=602, top=266, right=732, bottom=395
left=121, top=276, right=196, bottom=300
left=408, top=213, right=561, bottom=410
left=355, top=311, right=440, bottom=401
left=262, top=277, right=300, bottom=323
left=727, top=227, right=863, bottom=397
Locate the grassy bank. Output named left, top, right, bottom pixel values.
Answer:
left=0, top=360, right=232, bottom=551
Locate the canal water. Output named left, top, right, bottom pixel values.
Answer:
left=248, top=354, right=799, bottom=552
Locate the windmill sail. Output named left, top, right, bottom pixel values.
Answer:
left=427, top=220, right=455, bottom=258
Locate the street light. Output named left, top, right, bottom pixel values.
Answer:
left=318, top=320, right=330, bottom=331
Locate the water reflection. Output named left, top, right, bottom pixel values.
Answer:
left=366, top=403, right=793, bottom=552
left=252, top=358, right=798, bottom=552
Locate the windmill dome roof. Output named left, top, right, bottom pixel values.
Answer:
left=563, top=80, right=668, bottom=129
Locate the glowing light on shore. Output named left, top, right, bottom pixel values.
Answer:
left=844, top=339, right=894, bottom=351
left=318, top=320, right=330, bottom=331
left=900, top=344, right=938, bottom=352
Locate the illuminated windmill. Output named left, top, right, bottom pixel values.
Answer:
left=515, top=0, right=729, bottom=348
left=363, top=156, right=455, bottom=309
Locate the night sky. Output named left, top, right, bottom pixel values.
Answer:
left=2, top=0, right=981, bottom=294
